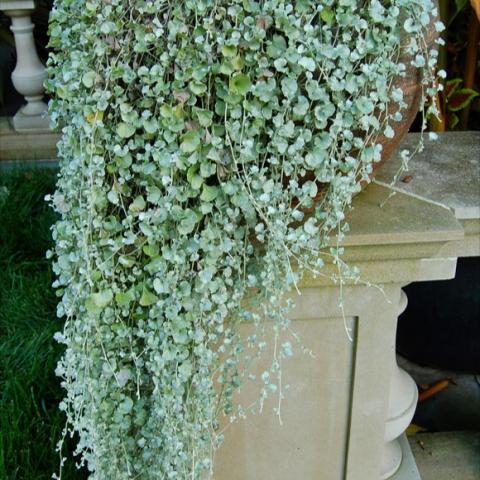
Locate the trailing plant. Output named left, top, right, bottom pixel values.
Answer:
left=46, top=1, right=443, bottom=478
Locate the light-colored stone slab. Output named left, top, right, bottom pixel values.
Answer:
left=12, top=109, right=50, bottom=132
left=300, top=182, right=463, bottom=287
left=409, top=432, right=480, bottom=480
left=0, top=0, right=35, bottom=9
left=439, top=217, right=480, bottom=258
left=214, top=315, right=356, bottom=480
left=376, top=132, right=480, bottom=221
left=340, top=183, right=464, bottom=247
left=390, top=434, right=421, bottom=480
left=0, top=117, right=59, bottom=161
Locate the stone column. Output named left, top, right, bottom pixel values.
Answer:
left=381, top=289, right=418, bottom=479
left=0, top=1, right=50, bottom=131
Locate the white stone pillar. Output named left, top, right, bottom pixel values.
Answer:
left=381, top=289, right=418, bottom=479
left=0, top=1, right=50, bottom=131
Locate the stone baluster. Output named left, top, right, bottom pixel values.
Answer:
left=0, top=1, right=50, bottom=131
left=381, top=289, right=419, bottom=479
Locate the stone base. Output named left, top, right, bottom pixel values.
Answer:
left=12, top=110, right=50, bottom=132
left=0, top=117, right=59, bottom=162
left=390, top=434, right=422, bottom=480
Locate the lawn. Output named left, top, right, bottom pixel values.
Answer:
left=0, top=168, right=87, bottom=479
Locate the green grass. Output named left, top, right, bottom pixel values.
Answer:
left=0, top=168, right=87, bottom=480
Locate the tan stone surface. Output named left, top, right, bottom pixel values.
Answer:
left=214, top=315, right=355, bottom=480
left=300, top=182, right=463, bottom=288
left=215, top=283, right=420, bottom=480
left=0, top=117, right=59, bottom=161
left=409, top=432, right=480, bottom=480
left=376, top=132, right=480, bottom=221
left=216, top=179, right=468, bottom=479
left=340, top=183, right=463, bottom=248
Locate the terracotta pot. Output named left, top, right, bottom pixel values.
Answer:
left=296, top=10, right=439, bottom=210
left=374, top=11, right=439, bottom=171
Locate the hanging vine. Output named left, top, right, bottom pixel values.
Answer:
left=46, top=1, right=443, bottom=478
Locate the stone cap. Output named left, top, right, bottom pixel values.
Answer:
left=0, top=1, right=36, bottom=11
left=301, top=133, right=478, bottom=286
left=375, top=132, right=480, bottom=221
left=300, top=183, right=464, bottom=287
left=341, top=183, right=463, bottom=248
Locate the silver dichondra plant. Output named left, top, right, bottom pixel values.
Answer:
left=46, top=1, right=443, bottom=478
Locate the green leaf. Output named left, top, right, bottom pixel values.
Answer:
left=115, top=289, right=135, bottom=306
left=118, top=397, right=134, bottom=414
left=304, top=218, right=318, bottom=235
left=293, top=96, right=309, bottom=117
left=231, top=56, right=245, bottom=71
left=153, top=278, right=166, bottom=294
left=229, top=74, right=251, bottom=96
left=450, top=0, right=468, bottom=24
left=221, top=45, right=237, bottom=58
left=178, top=209, right=198, bottom=235
left=116, top=153, right=132, bottom=169
left=266, top=35, right=287, bottom=58
left=190, top=174, right=204, bottom=190
left=189, top=81, right=207, bottom=96
left=139, top=287, right=158, bottom=307
left=186, top=165, right=198, bottom=183
left=305, top=148, right=327, bottom=168
left=145, top=256, right=164, bottom=273
left=200, top=161, right=216, bottom=178
left=454, top=0, right=468, bottom=12
left=445, top=78, right=462, bottom=100
left=447, top=112, right=459, bottom=129
left=193, top=107, right=213, bottom=127
left=117, top=122, right=136, bottom=139
left=143, top=118, right=158, bottom=134
left=172, top=330, right=189, bottom=344
left=306, top=80, right=327, bottom=101
left=220, top=61, right=234, bottom=75
left=448, top=88, right=479, bottom=112
left=147, top=186, right=161, bottom=204
left=299, top=57, right=316, bottom=72
left=356, top=97, right=374, bottom=115
left=200, top=184, right=219, bottom=202
left=281, top=77, right=298, bottom=100
left=160, top=104, right=173, bottom=118
left=82, top=71, right=96, bottom=88
left=180, top=131, right=201, bottom=153
left=320, top=7, right=334, bottom=25
left=129, top=195, right=146, bottom=212
left=87, top=289, right=113, bottom=311
left=143, top=244, right=159, bottom=257
left=178, top=361, right=193, bottom=377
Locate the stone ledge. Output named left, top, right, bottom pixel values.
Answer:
left=341, top=183, right=463, bottom=248
left=376, top=131, right=480, bottom=222
left=0, top=116, right=59, bottom=162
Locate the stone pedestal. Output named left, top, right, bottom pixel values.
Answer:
left=214, top=180, right=468, bottom=480
left=381, top=291, right=418, bottom=479
left=0, top=1, right=50, bottom=131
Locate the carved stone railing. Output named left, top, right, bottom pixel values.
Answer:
left=214, top=133, right=479, bottom=480
left=0, top=0, right=50, bottom=131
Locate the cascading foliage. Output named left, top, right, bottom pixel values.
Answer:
left=46, top=1, right=443, bottom=478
